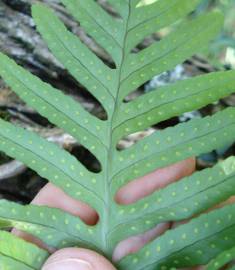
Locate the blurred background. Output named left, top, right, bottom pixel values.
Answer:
left=0, top=0, right=234, bottom=203
left=196, top=0, right=235, bottom=66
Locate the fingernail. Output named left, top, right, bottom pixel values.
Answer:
left=42, top=258, right=93, bottom=270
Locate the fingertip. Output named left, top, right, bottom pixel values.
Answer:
left=42, top=248, right=117, bottom=270
left=33, top=183, right=98, bottom=225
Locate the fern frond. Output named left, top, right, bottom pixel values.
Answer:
left=0, top=200, right=100, bottom=250
left=0, top=119, right=103, bottom=209
left=32, top=4, right=116, bottom=113
left=106, top=0, right=130, bottom=19
left=109, top=157, right=235, bottom=246
left=114, top=71, right=235, bottom=135
left=120, top=203, right=235, bottom=270
left=112, top=108, right=235, bottom=188
left=0, top=53, right=108, bottom=160
left=0, top=231, right=48, bottom=270
left=0, top=255, right=34, bottom=270
left=120, top=11, right=223, bottom=99
left=126, top=0, right=201, bottom=52
left=61, top=0, right=123, bottom=65
left=206, top=246, right=235, bottom=270
left=0, top=0, right=234, bottom=269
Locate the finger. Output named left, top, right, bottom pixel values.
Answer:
left=32, top=183, right=98, bottom=225
left=16, top=159, right=195, bottom=261
left=113, top=158, right=195, bottom=261
left=171, top=197, right=235, bottom=270
left=13, top=183, right=98, bottom=249
left=12, top=227, right=53, bottom=252
left=172, top=195, right=235, bottom=229
left=42, top=248, right=117, bottom=270
left=213, top=195, right=235, bottom=209
left=113, top=222, right=169, bottom=262
left=116, top=158, right=196, bottom=204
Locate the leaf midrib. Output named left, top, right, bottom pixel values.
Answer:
left=0, top=215, right=97, bottom=250
left=121, top=14, right=217, bottom=84
left=109, top=173, right=235, bottom=232
left=111, top=121, right=235, bottom=181
left=78, top=2, right=123, bottom=48
left=0, top=252, right=36, bottom=270
left=102, top=0, right=131, bottom=254
left=138, top=221, right=235, bottom=270
left=0, top=132, right=104, bottom=202
left=41, top=14, right=115, bottom=100
left=127, top=0, right=178, bottom=33
left=1, top=61, right=108, bottom=151
left=113, top=78, right=235, bottom=130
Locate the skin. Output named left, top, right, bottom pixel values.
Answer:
left=13, top=158, right=235, bottom=269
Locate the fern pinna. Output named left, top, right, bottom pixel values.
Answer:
left=0, top=0, right=235, bottom=269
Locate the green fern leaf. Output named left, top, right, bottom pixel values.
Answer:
left=0, top=200, right=100, bottom=250
left=119, top=11, right=223, bottom=100
left=114, top=70, right=235, bottom=135
left=0, top=231, right=48, bottom=269
left=109, top=157, right=235, bottom=246
left=0, top=44, right=108, bottom=161
left=206, top=246, right=235, bottom=270
left=0, top=0, right=234, bottom=269
left=61, top=0, right=124, bottom=65
left=112, top=108, right=235, bottom=190
left=0, top=118, right=102, bottom=209
left=0, top=255, right=34, bottom=270
left=120, top=203, right=235, bottom=270
left=32, top=4, right=116, bottom=113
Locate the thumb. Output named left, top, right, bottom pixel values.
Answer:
left=42, top=248, right=117, bottom=270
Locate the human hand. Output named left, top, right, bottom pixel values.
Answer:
left=14, top=158, right=201, bottom=269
